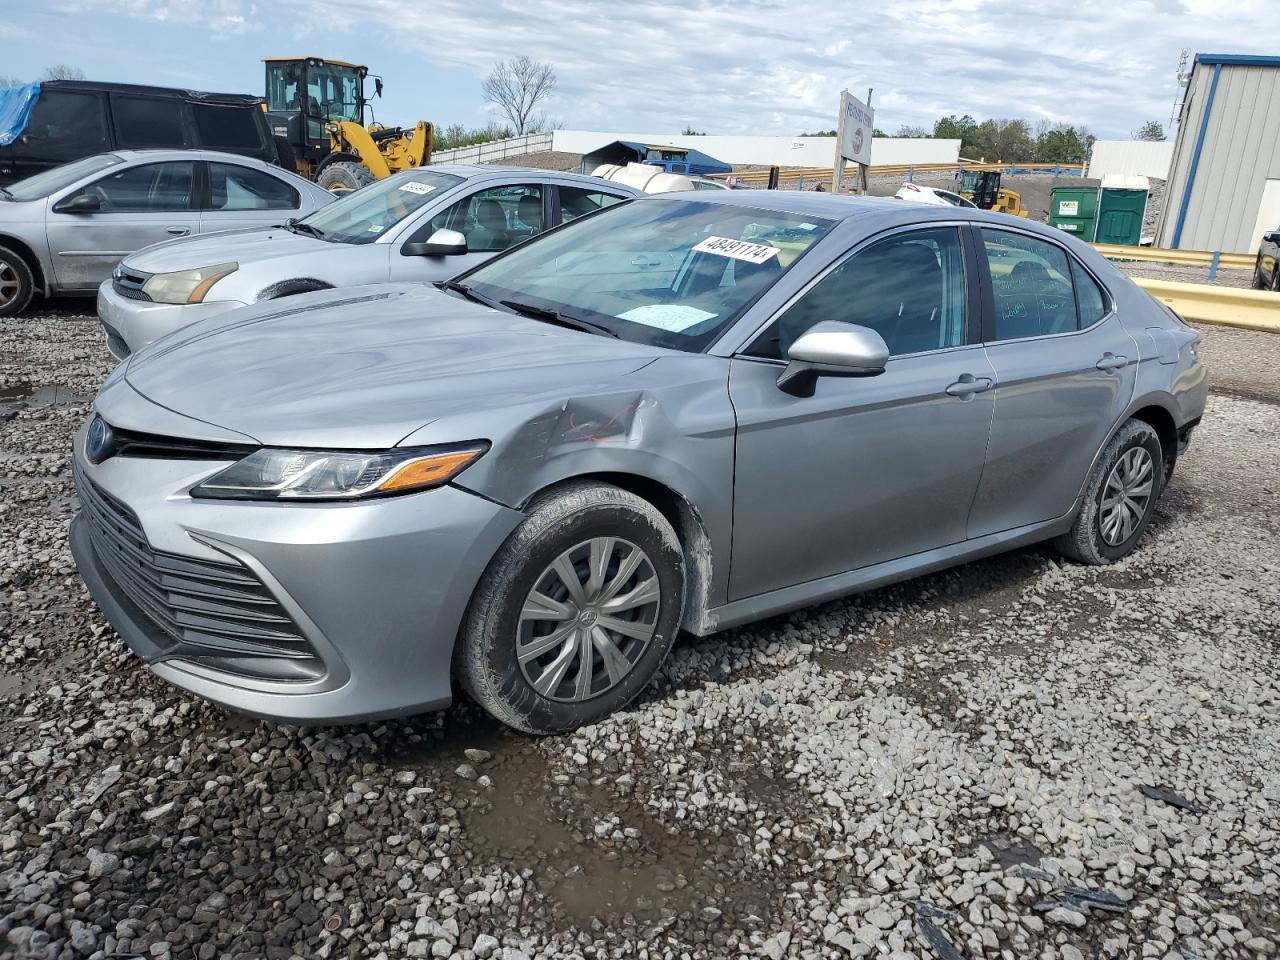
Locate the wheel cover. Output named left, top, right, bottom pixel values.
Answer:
left=1099, top=447, right=1155, bottom=546
left=0, top=261, right=19, bottom=309
left=516, top=537, right=661, bottom=703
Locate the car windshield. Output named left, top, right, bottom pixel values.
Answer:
left=297, top=170, right=464, bottom=244
left=462, top=199, right=834, bottom=352
left=4, top=153, right=123, bottom=201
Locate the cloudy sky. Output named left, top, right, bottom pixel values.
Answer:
left=0, top=0, right=1272, bottom=139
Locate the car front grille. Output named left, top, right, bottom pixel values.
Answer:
left=112, top=268, right=152, bottom=302
left=74, top=464, right=324, bottom=682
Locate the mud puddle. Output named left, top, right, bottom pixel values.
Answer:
left=978, top=834, right=1046, bottom=870
left=459, top=749, right=773, bottom=928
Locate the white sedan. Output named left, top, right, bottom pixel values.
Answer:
left=894, top=182, right=976, bottom=208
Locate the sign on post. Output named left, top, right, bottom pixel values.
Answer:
left=831, top=88, right=874, bottom=194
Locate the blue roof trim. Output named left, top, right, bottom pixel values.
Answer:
left=1196, top=53, right=1280, bottom=67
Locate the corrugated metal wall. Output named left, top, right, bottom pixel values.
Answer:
left=1158, top=60, right=1280, bottom=252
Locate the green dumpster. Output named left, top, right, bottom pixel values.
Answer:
left=1049, top=187, right=1098, bottom=240
left=1095, top=186, right=1149, bottom=246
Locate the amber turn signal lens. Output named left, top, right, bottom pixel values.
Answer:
left=376, top=449, right=484, bottom=493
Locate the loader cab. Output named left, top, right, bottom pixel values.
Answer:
left=263, top=57, right=370, bottom=171
left=958, top=170, right=1001, bottom=210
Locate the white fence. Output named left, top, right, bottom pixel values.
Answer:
left=429, top=132, right=554, bottom=165
left=552, top=130, right=960, bottom=168
left=1086, top=140, right=1174, bottom=181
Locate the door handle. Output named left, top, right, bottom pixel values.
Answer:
left=945, top=375, right=993, bottom=398
left=1096, top=353, right=1129, bottom=372
left=166, top=226, right=190, bottom=236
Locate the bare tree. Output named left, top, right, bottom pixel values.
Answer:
left=481, top=57, right=556, bottom=136
left=0, top=76, right=22, bottom=87
left=40, top=64, right=86, bottom=81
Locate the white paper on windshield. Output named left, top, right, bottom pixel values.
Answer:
left=692, top=235, right=780, bottom=264
left=618, top=304, right=717, bottom=332
left=398, top=182, right=435, bottom=195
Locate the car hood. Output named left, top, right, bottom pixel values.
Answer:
left=122, top=284, right=668, bottom=448
left=123, top=225, right=328, bottom=273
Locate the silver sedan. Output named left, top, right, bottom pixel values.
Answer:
left=0, top=149, right=333, bottom=316
left=95, top=165, right=640, bottom=359
left=70, top=192, right=1207, bottom=734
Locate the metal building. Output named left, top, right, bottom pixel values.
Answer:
left=1157, top=53, right=1280, bottom=254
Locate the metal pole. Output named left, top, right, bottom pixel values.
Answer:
left=1209, top=251, right=1221, bottom=284
left=831, top=88, right=848, bottom=193
left=858, top=87, right=873, bottom=196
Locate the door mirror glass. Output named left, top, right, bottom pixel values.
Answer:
left=778, top=321, right=889, bottom=394
left=1265, top=230, right=1280, bottom=243
left=53, top=193, right=101, bottom=214
left=403, top=228, right=467, bottom=257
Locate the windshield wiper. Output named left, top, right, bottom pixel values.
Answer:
left=435, top=279, right=492, bottom=307
left=284, top=219, right=325, bottom=240
left=499, top=299, right=618, bottom=338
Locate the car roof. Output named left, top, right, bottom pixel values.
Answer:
left=632, top=189, right=1063, bottom=236
left=427, top=164, right=633, bottom=186
left=110, top=148, right=279, bottom=169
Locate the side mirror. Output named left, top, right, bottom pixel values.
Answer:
left=53, top=193, right=101, bottom=214
left=1265, top=230, right=1280, bottom=243
left=374, top=78, right=384, bottom=98
left=402, top=228, right=467, bottom=257
left=777, top=321, right=889, bottom=395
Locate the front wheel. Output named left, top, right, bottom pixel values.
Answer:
left=1055, top=419, right=1164, bottom=565
left=457, top=481, right=685, bottom=734
left=0, top=246, right=35, bottom=317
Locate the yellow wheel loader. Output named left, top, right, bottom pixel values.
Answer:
left=958, top=170, right=1030, bottom=217
left=262, top=57, right=432, bottom=192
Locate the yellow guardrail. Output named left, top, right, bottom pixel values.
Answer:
left=1094, top=244, right=1255, bottom=270
left=1133, top=278, right=1280, bottom=333
left=718, top=160, right=1085, bottom=186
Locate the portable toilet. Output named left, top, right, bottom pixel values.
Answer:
left=1094, top=175, right=1150, bottom=246
left=1049, top=186, right=1099, bottom=239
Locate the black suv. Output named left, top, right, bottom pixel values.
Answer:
left=0, top=80, right=278, bottom=186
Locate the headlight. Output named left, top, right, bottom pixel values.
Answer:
left=141, top=262, right=238, bottom=305
left=190, top=444, right=487, bottom=501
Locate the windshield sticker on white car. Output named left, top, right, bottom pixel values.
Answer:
left=692, top=236, right=780, bottom=264
left=367, top=224, right=384, bottom=233
left=617, top=304, right=717, bottom=333
left=398, top=182, right=435, bottom=195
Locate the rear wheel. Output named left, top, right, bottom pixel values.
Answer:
left=457, top=481, right=685, bottom=734
left=316, top=160, right=373, bottom=194
left=0, top=246, right=34, bottom=318
left=1055, top=419, right=1164, bottom=565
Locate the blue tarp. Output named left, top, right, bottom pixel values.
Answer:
left=589, top=139, right=733, bottom=177
left=0, top=83, right=40, bottom=147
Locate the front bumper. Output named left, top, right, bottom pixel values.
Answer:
left=69, top=421, right=523, bottom=723
left=96, top=281, right=246, bottom=360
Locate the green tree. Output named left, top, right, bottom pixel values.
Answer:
left=894, top=124, right=929, bottom=138
left=1034, top=123, right=1091, bottom=163
left=933, top=114, right=979, bottom=151
left=1133, top=120, right=1165, bottom=141
left=970, top=118, right=1034, bottom=162
left=799, top=129, right=837, bottom=137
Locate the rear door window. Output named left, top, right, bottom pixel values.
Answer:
left=192, top=105, right=264, bottom=151
left=208, top=162, right=297, bottom=210
left=980, top=229, right=1076, bottom=340
left=80, top=161, right=195, bottom=212
left=558, top=185, right=628, bottom=222
left=110, top=95, right=187, bottom=148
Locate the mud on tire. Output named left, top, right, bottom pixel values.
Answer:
left=457, top=481, right=685, bottom=735
left=1055, top=419, right=1165, bottom=565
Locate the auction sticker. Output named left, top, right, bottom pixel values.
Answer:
left=398, top=182, right=435, bottom=195
left=692, top=236, right=780, bottom=264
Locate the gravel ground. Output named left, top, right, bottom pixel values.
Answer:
left=2, top=304, right=1279, bottom=960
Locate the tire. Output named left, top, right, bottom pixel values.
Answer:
left=1054, top=419, right=1165, bottom=565
left=316, top=160, right=373, bottom=194
left=1272, top=267, right=1280, bottom=293
left=1254, top=263, right=1269, bottom=290
left=0, top=245, right=35, bottom=318
left=457, top=481, right=685, bottom=735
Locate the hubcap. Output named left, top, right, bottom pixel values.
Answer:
left=516, top=537, right=660, bottom=703
left=0, top=262, right=19, bottom=308
left=1099, top=447, right=1155, bottom=546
